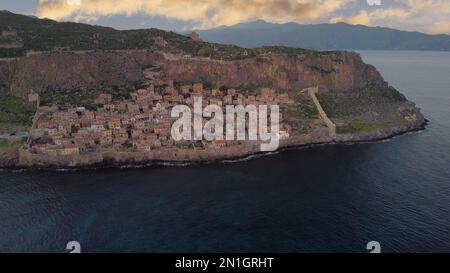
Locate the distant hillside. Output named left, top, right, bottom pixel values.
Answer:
left=195, top=20, right=450, bottom=51
left=0, top=10, right=204, bottom=58
left=0, top=11, right=337, bottom=60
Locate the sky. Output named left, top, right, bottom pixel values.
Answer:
left=1, top=0, right=450, bottom=35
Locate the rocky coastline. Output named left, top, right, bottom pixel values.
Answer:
left=0, top=117, right=426, bottom=171
left=0, top=41, right=426, bottom=172
left=0, top=11, right=429, bottom=172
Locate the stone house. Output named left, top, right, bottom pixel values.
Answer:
left=193, top=83, right=203, bottom=95
left=94, top=93, right=113, bottom=104
left=181, top=85, right=192, bottom=94
left=134, top=121, right=146, bottom=130
left=211, top=88, right=221, bottom=97
left=154, top=123, right=171, bottom=138
left=127, top=103, right=140, bottom=114
left=147, top=85, right=155, bottom=93
left=113, top=129, right=128, bottom=144
left=100, top=131, right=113, bottom=146
left=37, top=119, right=58, bottom=129
left=223, top=95, right=233, bottom=105
left=76, top=107, right=86, bottom=113
left=46, top=128, right=58, bottom=136
left=133, top=141, right=152, bottom=151
left=153, top=94, right=163, bottom=101
left=104, top=104, right=116, bottom=111
left=28, top=92, right=39, bottom=103
left=108, top=118, right=122, bottom=130
left=89, top=124, right=105, bottom=132
left=260, top=88, right=276, bottom=98
left=227, top=89, right=236, bottom=96
left=131, top=129, right=143, bottom=140
left=57, top=146, right=80, bottom=156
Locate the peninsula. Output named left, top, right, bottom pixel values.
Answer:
left=0, top=11, right=426, bottom=168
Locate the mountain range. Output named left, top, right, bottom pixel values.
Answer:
left=195, top=20, right=450, bottom=51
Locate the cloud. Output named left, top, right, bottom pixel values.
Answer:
left=36, top=0, right=349, bottom=28
left=331, top=10, right=370, bottom=25
left=430, top=21, right=450, bottom=34
left=331, top=8, right=410, bottom=26
left=330, top=0, right=450, bottom=34
left=35, top=0, right=450, bottom=34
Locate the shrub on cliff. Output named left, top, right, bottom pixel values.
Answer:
left=0, top=94, right=35, bottom=125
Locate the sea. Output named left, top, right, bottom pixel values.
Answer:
left=1, top=50, right=449, bottom=253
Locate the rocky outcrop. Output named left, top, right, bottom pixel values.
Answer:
left=0, top=49, right=386, bottom=98
left=162, top=52, right=386, bottom=92
left=335, top=107, right=426, bottom=143
left=0, top=50, right=164, bottom=97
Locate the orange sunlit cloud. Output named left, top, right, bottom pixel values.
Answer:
left=35, top=0, right=450, bottom=34
left=36, top=0, right=349, bottom=28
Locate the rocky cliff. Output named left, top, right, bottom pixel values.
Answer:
left=0, top=50, right=164, bottom=97
left=161, top=51, right=386, bottom=92
left=0, top=49, right=386, bottom=98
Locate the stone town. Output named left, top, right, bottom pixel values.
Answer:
left=27, top=81, right=295, bottom=157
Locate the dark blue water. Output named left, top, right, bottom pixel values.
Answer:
left=1, top=51, right=450, bottom=253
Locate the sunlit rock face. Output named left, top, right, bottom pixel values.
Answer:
left=0, top=50, right=385, bottom=97
left=161, top=52, right=386, bottom=92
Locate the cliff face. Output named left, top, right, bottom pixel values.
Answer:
left=0, top=50, right=386, bottom=97
left=162, top=52, right=386, bottom=92
left=0, top=50, right=164, bottom=97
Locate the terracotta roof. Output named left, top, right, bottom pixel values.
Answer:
left=212, top=139, right=225, bottom=145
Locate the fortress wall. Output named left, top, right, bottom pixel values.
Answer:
left=17, top=129, right=331, bottom=168
left=308, top=87, right=337, bottom=138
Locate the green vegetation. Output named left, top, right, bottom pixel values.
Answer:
left=0, top=94, right=36, bottom=125
left=0, top=48, right=26, bottom=58
left=282, top=91, right=319, bottom=133
left=0, top=138, right=25, bottom=149
left=208, top=45, right=342, bottom=61
left=240, top=84, right=263, bottom=95
left=336, top=120, right=386, bottom=134
left=40, top=89, right=99, bottom=108
left=0, top=11, right=344, bottom=61
left=284, top=91, right=319, bottom=119
left=0, top=138, right=9, bottom=149
left=0, top=11, right=201, bottom=58
left=253, top=46, right=341, bottom=57
left=306, top=65, right=336, bottom=74
left=0, top=138, right=25, bottom=166
left=285, top=104, right=318, bottom=119
left=287, top=90, right=318, bottom=118
left=40, top=86, right=133, bottom=109
left=317, top=87, right=407, bottom=118
left=317, top=87, right=409, bottom=134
